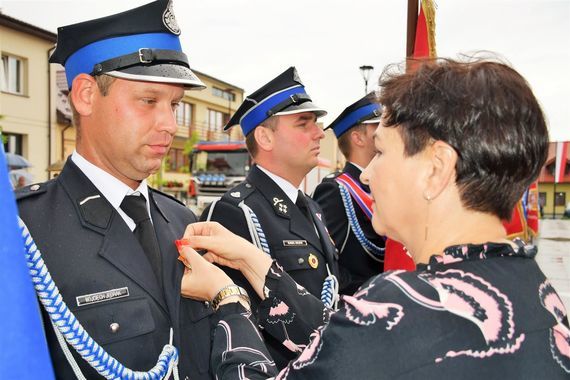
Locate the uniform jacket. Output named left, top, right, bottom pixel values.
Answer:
left=16, top=159, right=213, bottom=379
left=312, top=162, right=385, bottom=294
left=201, top=164, right=338, bottom=368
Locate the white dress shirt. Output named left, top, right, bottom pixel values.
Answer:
left=257, top=164, right=301, bottom=203
left=71, top=151, right=151, bottom=231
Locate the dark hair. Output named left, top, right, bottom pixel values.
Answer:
left=245, top=115, right=279, bottom=158
left=378, top=56, right=549, bottom=220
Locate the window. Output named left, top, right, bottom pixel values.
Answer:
left=167, top=147, right=189, bottom=172
left=176, top=101, right=193, bottom=127
left=1, top=54, right=25, bottom=95
left=538, top=192, right=547, bottom=207
left=212, top=87, right=235, bottom=101
left=3, top=133, right=23, bottom=155
left=555, top=192, right=566, bottom=207
left=208, top=109, right=229, bottom=132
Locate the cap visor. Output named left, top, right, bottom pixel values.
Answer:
left=362, top=116, right=381, bottom=124
left=274, top=101, right=327, bottom=118
left=106, top=64, right=206, bottom=89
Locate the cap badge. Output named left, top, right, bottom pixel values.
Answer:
left=308, top=253, right=319, bottom=269
left=163, top=0, right=181, bottom=35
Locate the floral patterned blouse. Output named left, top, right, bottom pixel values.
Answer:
left=210, top=240, right=570, bottom=379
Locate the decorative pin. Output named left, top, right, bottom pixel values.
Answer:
left=79, top=194, right=101, bottom=206
left=230, top=191, right=241, bottom=198
left=280, top=204, right=288, bottom=213
left=308, top=253, right=319, bottom=269
left=273, top=197, right=283, bottom=206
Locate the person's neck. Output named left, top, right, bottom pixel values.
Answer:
left=256, top=161, right=306, bottom=188
left=408, top=204, right=508, bottom=265
left=347, top=151, right=373, bottom=170
left=76, top=145, right=141, bottom=190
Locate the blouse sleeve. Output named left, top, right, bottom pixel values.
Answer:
left=210, top=302, right=278, bottom=379
left=210, top=273, right=404, bottom=380
left=256, top=261, right=333, bottom=354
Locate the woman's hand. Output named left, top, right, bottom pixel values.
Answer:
left=182, top=221, right=264, bottom=271
left=182, top=222, right=273, bottom=300
left=177, top=240, right=233, bottom=301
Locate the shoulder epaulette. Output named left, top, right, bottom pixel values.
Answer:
left=15, top=180, right=53, bottom=201
left=324, top=171, right=342, bottom=180
left=220, top=181, right=256, bottom=206
left=150, top=187, right=186, bottom=207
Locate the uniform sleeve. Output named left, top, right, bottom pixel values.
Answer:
left=257, top=262, right=332, bottom=354
left=312, top=181, right=348, bottom=253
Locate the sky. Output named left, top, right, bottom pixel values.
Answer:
left=2, top=0, right=569, bottom=141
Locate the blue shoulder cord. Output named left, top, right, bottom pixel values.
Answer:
left=337, top=183, right=385, bottom=261
left=19, top=217, right=179, bottom=380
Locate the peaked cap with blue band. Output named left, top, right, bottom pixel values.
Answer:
left=224, top=67, right=327, bottom=136
left=325, top=93, right=382, bottom=138
left=49, top=0, right=205, bottom=90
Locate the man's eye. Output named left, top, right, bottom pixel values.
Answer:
left=141, top=98, right=156, bottom=105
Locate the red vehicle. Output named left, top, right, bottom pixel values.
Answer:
left=188, top=141, right=252, bottom=213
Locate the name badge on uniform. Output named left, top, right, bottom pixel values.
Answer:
left=283, top=239, right=308, bottom=247
left=76, top=287, right=129, bottom=307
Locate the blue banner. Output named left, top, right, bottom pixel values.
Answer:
left=0, top=141, right=54, bottom=378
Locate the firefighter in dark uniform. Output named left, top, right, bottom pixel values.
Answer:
left=313, top=93, right=386, bottom=295
left=16, top=1, right=215, bottom=378
left=201, top=67, right=339, bottom=369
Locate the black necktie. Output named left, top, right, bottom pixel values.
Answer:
left=296, top=190, right=313, bottom=223
left=120, top=194, right=162, bottom=284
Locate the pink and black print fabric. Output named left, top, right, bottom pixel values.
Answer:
left=210, top=240, right=569, bottom=379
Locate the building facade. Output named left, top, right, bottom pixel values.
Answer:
left=1, top=13, right=57, bottom=184
left=537, top=141, right=570, bottom=218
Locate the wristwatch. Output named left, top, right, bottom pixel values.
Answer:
left=211, top=285, right=250, bottom=311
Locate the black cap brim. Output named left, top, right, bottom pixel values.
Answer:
left=106, top=63, right=205, bottom=89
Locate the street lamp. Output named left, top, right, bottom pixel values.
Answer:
left=224, top=88, right=234, bottom=141
left=359, top=65, right=374, bottom=95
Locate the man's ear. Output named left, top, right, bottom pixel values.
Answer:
left=350, top=129, right=365, bottom=147
left=424, top=140, right=458, bottom=200
left=253, top=126, right=275, bottom=153
left=70, top=74, right=98, bottom=117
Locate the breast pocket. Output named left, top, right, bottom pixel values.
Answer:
left=73, top=297, right=156, bottom=345
left=273, top=246, right=328, bottom=272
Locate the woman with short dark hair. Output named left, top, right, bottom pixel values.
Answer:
left=177, top=57, right=568, bottom=379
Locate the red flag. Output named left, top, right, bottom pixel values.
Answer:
left=503, top=201, right=527, bottom=240
left=413, top=0, right=437, bottom=59
left=555, top=141, right=568, bottom=183
left=384, top=238, right=416, bottom=272
left=526, top=181, right=539, bottom=237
